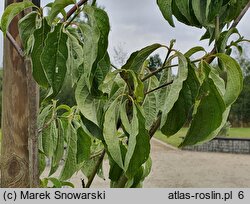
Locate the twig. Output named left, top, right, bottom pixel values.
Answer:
left=6, top=31, right=24, bottom=57
left=145, top=80, right=173, bottom=96
left=141, top=58, right=201, bottom=82
left=65, top=9, right=81, bottom=28
left=63, top=0, right=88, bottom=22
left=85, top=150, right=105, bottom=188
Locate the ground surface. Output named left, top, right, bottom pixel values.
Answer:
left=68, top=138, right=250, bottom=188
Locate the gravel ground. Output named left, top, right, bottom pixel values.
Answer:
left=59, top=138, right=250, bottom=188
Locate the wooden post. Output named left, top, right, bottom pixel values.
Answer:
left=0, top=0, right=39, bottom=188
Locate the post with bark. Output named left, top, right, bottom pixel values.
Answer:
left=0, top=0, right=40, bottom=188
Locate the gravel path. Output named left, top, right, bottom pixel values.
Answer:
left=69, top=138, right=250, bottom=188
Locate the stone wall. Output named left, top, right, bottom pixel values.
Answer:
left=183, top=137, right=250, bottom=154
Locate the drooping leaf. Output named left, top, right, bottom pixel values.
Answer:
left=120, top=101, right=132, bottom=135
left=77, top=127, right=91, bottom=164
left=53, top=119, right=65, bottom=166
left=80, top=114, right=104, bottom=141
left=161, top=62, right=200, bottom=136
left=216, top=28, right=239, bottom=53
left=157, top=65, right=173, bottom=110
left=60, top=124, right=77, bottom=181
left=160, top=52, right=188, bottom=129
left=122, top=44, right=162, bottom=74
left=79, top=6, right=110, bottom=91
left=143, top=76, right=159, bottom=129
left=42, top=119, right=55, bottom=157
left=171, top=0, right=191, bottom=25
left=207, top=0, right=223, bottom=23
left=0, top=1, right=36, bottom=35
left=157, top=0, right=174, bottom=27
left=66, top=31, right=84, bottom=85
left=216, top=53, right=243, bottom=106
left=124, top=103, right=150, bottom=179
left=48, top=0, right=76, bottom=24
left=31, top=18, right=51, bottom=87
left=75, top=76, right=101, bottom=126
left=41, top=23, right=68, bottom=97
left=93, top=52, right=111, bottom=92
left=192, top=0, right=207, bottom=24
left=180, top=62, right=226, bottom=147
left=103, top=97, right=124, bottom=169
left=18, top=11, right=38, bottom=51
left=175, top=0, right=193, bottom=24
left=38, top=150, right=46, bottom=176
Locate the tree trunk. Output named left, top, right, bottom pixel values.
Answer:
left=0, top=0, right=39, bottom=188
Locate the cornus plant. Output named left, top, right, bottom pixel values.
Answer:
left=0, top=0, right=249, bottom=188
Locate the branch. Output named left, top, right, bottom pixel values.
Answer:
left=141, top=58, right=201, bottom=82
left=85, top=150, right=106, bottom=188
left=6, top=31, right=25, bottom=58
left=63, top=0, right=88, bottom=21
left=145, top=80, right=173, bottom=96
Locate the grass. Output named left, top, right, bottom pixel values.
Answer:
left=154, top=128, right=250, bottom=147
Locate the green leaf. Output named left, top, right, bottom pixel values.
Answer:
left=77, top=127, right=91, bottom=164
left=66, top=31, right=84, bottom=85
left=157, top=65, right=172, bottom=110
left=143, top=76, right=159, bottom=129
left=103, top=97, right=124, bottom=169
left=38, top=150, right=46, bottom=176
left=157, top=0, right=174, bottom=27
left=75, top=76, right=100, bottom=126
left=53, top=119, right=65, bottom=166
left=120, top=101, right=131, bottom=135
left=60, top=124, right=77, bottom=180
left=161, top=62, right=200, bottom=136
left=41, top=118, right=55, bottom=157
left=81, top=156, right=101, bottom=180
left=93, top=52, right=111, bottom=92
left=31, top=18, right=51, bottom=87
left=41, top=23, right=68, bottom=97
left=180, top=63, right=226, bottom=147
left=99, top=69, right=123, bottom=96
left=191, top=0, right=208, bottom=25
left=0, top=1, right=36, bottom=35
left=79, top=6, right=110, bottom=91
left=48, top=0, right=76, bottom=24
left=18, top=11, right=38, bottom=51
left=184, top=46, right=206, bottom=58
left=207, top=0, right=223, bottom=23
left=216, top=53, right=243, bottom=106
left=124, top=103, right=150, bottom=179
left=175, top=0, right=193, bottom=24
left=127, top=70, right=144, bottom=103
left=171, top=0, right=191, bottom=25
left=122, top=44, right=162, bottom=74
left=80, top=114, right=104, bottom=141
left=216, top=28, right=239, bottom=53
left=160, top=52, right=188, bottom=129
